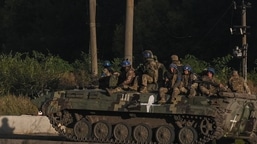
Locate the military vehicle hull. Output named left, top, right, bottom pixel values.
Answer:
left=42, top=89, right=257, bottom=144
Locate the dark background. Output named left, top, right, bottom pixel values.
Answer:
left=0, top=0, right=256, bottom=69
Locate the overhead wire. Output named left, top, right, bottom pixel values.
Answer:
left=195, top=2, right=234, bottom=46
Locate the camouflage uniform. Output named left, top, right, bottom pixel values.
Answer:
left=171, top=54, right=183, bottom=74
left=153, top=55, right=167, bottom=87
left=228, top=70, right=251, bottom=94
left=199, top=75, right=221, bottom=96
left=139, top=51, right=159, bottom=93
left=140, top=60, right=159, bottom=92
left=179, top=73, right=198, bottom=97
left=171, top=55, right=179, bottom=62
left=106, top=62, right=136, bottom=95
left=158, top=65, right=182, bottom=103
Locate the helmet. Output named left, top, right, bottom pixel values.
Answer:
left=232, top=70, right=239, bottom=76
left=121, top=59, right=131, bottom=67
left=103, top=60, right=111, bottom=67
left=143, top=50, right=153, bottom=59
left=169, top=63, right=177, bottom=69
left=171, top=55, right=179, bottom=61
left=184, top=65, right=192, bottom=72
left=207, top=67, right=215, bottom=75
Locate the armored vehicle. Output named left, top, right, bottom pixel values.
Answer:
left=41, top=88, right=257, bottom=144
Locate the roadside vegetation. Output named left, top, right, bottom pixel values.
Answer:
left=0, top=51, right=256, bottom=115
left=0, top=95, right=38, bottom=115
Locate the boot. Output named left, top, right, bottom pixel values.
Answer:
left=140, top=86, right=148, bottom=93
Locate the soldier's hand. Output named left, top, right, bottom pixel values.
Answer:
left=113, top=72, right=120, bottom=76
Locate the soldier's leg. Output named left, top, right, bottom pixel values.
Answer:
left=109, top=75, right=118, bottom=88
left=158, top=87, right=168, bottom=103
left=189, top=83, right=198, bottom=97
left=140, top=75, right=153, bottom=93
left=199, top=85, right=210, bottom=96
left=210, top=87, right=218, bottom=96
left=140, top=74, right=147, bottom=93
left=141, top=74, right=148, bottom=87
left=179, top=87, right=188, bottom=95
left=171, top=87, right=180, bottom=102
left=106, top=87, right=123, bottom=96
left=129, top=76, right=139, bottom=91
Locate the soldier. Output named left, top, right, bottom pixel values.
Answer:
left=97, top=60, right=112, bottom=89
left=171, top=55, right=181, bottom=65
left=98, top=60, right=117, bottom=89
left=158, top=63, right=182, bottom=104
left=179, top=64, right=198, bottom=98
left=106, top=59, right=135, bottom=95
left=102, top=60, right=114, bottom=77
left=199, top=67, right=224, bottom=96
left=228, top=70, right=251, bottom=94
left=153, top=55, right=167, bottom=87
left=139, top=50, right=159, bottom=93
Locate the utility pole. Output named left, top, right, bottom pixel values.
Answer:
left=89, top=0, right=98, bottom=76
left=241, top=0, right=248, bottom=82
left=124, top=0, right=134, bottom=65
left=231, top=0, right=251, bottom=82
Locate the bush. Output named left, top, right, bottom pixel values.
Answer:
left=72, top=52, right=95, bottom=88
left=212, top=54, right=233, bottom=83
left=181, top=54, right=234, bottom=84
left=0, top=51, right=73, bottom=97
left=181, top=54, right=209, bottom=74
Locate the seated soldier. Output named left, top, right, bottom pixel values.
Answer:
left=199, top=67, right=224, bottom=96
left=228, top=70, right=251, bottom=94
left=171, top=54, right=183, bottom=72
left=153, top=55, right=167, bottom=87
left=139, top=50, right=159, bottom=93
left=98, top=60, right=117, bottom=89
left=106, top=59, right=136, bottom=95
left=179, top=64, right=198, bottom=98
left=158, top=63, right=182, bottom=104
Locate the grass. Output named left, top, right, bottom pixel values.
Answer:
left=0, top=95, right=38, bottom=115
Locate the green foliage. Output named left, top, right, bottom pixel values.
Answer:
left=32, top=51, right=73, bottom=91
left=72, top=52, right=91, bottom=72
left=72, top=52, right=99, bottom=87
left=211, top=54, right=233, bottom=83
left=181, top=54, right=209, bottom=74
left=181, top=54, right=235, bottom=84
left=0, top=51, right=72, bottom=96
left=111, top=58, right=123, bottom=73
